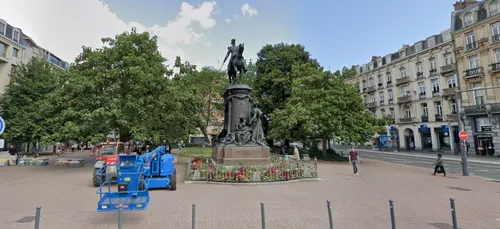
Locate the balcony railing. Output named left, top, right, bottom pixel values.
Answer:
left=378, top=82, right=383, bottom=87
left=419, top=93, right=426, bottom=100
left=435, top=114, right=443, bottom=121
left=397, top=96, right=412, bottom=104
left=388, top=99, right=394, bottom=105
left=366, top=102, right=377, bottom=108
left=466, top=42, right=478, bottom=51
left=421, top=115, right=429, bottom=122
left=493, top=34, right=500, bottom=42
left=379, top=100, right=384, bottom=106
left=432, top=91, right=440, bottom=97
left=489, top=62, right=500, bottom=73
left=416, top=72, right=424, bottom=79
left=464, top=67, right=484, bottom=79
left=429, top=68, right=438, bottom=77
left=442, top=88, right=456, bottom=97
left=399, top=117, right=415, bottom=123
left=387, top=81, right=392, bottom=86
left=463, top=104, right=487, bottom=115
left=366, top=86, right=376, bottom=93
left=491, top=103, right=500, bottom=113
left=396, top=77, right=410, bottom=86
left=440, top=64, right=456, bottom=75
left=446, top=113, right=458, bottom=122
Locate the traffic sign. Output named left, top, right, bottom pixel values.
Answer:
left=0, top=116, right=5, bottom=135
left=459, top=131, right=468, bottom=141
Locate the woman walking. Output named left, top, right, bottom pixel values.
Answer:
left=432, top=154, right=446, bottom=177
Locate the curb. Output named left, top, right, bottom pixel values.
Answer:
left=357, top=149, right=500, bottom=166
left=184, top=178, right=322, bottom=186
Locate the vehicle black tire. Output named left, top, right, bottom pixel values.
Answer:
left=93, top=168, right=105, bottom=187
left=169, top=169, right=177, bottom=191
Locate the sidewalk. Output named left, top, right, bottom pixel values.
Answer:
left=354, top=148, right=500, bottom=166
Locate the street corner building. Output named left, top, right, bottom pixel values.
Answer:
left=346, top=0, right=500, bottom=157
left=451, top=0, right=500, bottom=157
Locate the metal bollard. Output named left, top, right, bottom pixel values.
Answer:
left=118, top=204, right=123, bottom=229
left=450, top=198, right=458, bottom=229
left=326, top=200, right=334, bottom=229
left=192, top=203, right=196, bottom=229
left=34, top=206, right=41, bottom=229
left=260, top=202, right=266, bottom=229
left=389, top=200, right=396, bottom=229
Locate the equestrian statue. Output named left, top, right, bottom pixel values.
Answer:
left=221, top=38, right=247, bottom=85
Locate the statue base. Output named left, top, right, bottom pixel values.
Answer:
left=213, top=145, right=271, bottom=165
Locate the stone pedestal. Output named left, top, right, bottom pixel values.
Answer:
left=213, top=145, right=271, bottom=165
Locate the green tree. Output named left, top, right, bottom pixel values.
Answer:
left=0, top=57, right=61, bottom=149
left=51, top=28, right=199, bottom=143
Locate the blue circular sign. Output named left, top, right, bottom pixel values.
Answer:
left=0, top=116, right=5, bottom=135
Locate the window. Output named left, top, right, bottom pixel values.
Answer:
left=0, top=42, right=5, bottom=57
left=422, top=104, right=429, bottom=116
left=468, top=54, right=479, bottom=69
left=363, top=95, right=367, bottom=103
left=492, top=21, right=500, bottom=41
left=432, top=79, right=439, bottom=92
left=444, top=54, right=453, bottom=65
left=390, top=109, right=395, bottom=119
left=404, top=107, right=411, bottom=118
left=387, top=72, right=392, bottom=82
left=451, top=99, right=457, bottom=113
left=378, top=75, right=383, bottom=84
left=400, top=51, right=405, bottom=58
left=464, top=12, right=473, bottom=26
left=0, top=23, right=4, bottom=35
left=472, top=82, right=484, bottom=105
left=491, top=1, right=500, bottom=16
left=429, top=58, right=437, bottom=70
left=379, top=91, right=384, bottom=102
left=465, top=31, right=476, bottom=49
left=447, top=77, right=457, bottom=88
left=495, top=48, right=500, bottom=63
left=388, top=90, right=394, bottom=100
left=419, top=82, right=426, bottom=94
left=402, top=86, right=409, bottom=96
left=10, top=64, right=17, bottom=76
left=362, top=80, right=366, bottom=88
left=12, top=48, right=19, bottom=58
left=415, top=43, right=422, bottom=52
left=416, top=63, right=423, bottom=73
left=400, top=67, right=406, bottom=78
left=13, top=30, right=19, bottom=42
left=435, top=102, right=442, bottom=115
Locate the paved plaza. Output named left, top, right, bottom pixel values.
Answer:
left=1, top=151, right=500, bottom=229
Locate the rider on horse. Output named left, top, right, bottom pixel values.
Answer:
left=222, top=38, right=247, bottom=84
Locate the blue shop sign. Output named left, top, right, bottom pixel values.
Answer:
left=419, top=124, right=428, bottom=131
left=441, top=125, right=449, bottom=132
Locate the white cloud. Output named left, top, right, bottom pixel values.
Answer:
left=241, top=3, right=258, bottom=17
left=232, top=14, right=240, bottom=20
left=224, top=18, right=231, bottom=23
left=0, top=0, right=218, bottom=67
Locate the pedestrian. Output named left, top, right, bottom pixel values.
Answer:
left=349, top=147, right=360, bottom=176
left=293, top=146, right=300, bottom=160
left=409, top=141, right=415, bottom=152
left=432, top=154, right=446, bottom=177
left=8, top=145, right=18, bottom=166
left=91, top=146, right=96, bottom=156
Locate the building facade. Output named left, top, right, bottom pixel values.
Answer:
left=0, top=18, right=69, bottom=93
left=451, top=0, right=500, bottom=156
left=352, top=29, right=460, bottom=152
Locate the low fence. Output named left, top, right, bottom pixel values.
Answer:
left=185, top=154, right=319, bottom=183
left=31, top=197, right=462, bottom=229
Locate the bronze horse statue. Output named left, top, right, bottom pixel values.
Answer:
left=227, top=43, right=247, bottom=85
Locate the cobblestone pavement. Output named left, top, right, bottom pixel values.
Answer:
left=1, top=151, right=500, bottom=229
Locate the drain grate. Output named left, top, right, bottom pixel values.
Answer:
left=447, top=187, right=472, bottom=191
left=16, top=216, right=36, bottom=223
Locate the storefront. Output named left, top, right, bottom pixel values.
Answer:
left=473, top=117, right=496, bottom=156
left=419, top=125, right=432, bottom=149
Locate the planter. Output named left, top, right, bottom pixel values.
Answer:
left=301, top=154, right=311, bottom=161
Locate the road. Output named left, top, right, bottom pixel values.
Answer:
left=357, top=149, right=500, bottom=181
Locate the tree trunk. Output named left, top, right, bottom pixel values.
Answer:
left=328, top=137, right=331, bottom=150
left=322, top=133, right=327, bottom=158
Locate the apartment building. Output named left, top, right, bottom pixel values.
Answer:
left=451, top=0, right=500, bottom=156
left=0, top=18, right=69, bottom=93
left=353, top=29, right=459, bottom=152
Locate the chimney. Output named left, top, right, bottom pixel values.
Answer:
left=453, top=0, right=478, bottom=11
left=402, top=44, right=410, bottom=49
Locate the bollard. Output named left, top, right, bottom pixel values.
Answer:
left=450, top=198, right=458, bottom=229
left=118, top=204, right=123, bottom=229
left=260, top=202, right=266, bottom=229
left=34, top=206, right=41, bottom=229
left=326, top=200, right=334, bottom=229
left=192, top=203, right=196, bottom=229
left=389, top=200, right=396, bottom=229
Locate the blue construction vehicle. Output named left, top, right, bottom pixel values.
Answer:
left=95, top=146, right=176, bottom=212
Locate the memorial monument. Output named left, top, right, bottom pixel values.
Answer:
left=213, top=39, right=271, bottom=165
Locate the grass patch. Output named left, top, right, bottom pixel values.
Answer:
left=179, top=147, right=213, bottom=157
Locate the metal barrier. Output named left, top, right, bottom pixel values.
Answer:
left=31, top=197, right=461, bottom=228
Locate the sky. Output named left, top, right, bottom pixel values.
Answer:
left=0, top=0, right=457, bottom=71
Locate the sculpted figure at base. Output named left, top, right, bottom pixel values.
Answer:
left=249, top=104, right=267, bottom=146
left=235, top=117, right=252, bottom=145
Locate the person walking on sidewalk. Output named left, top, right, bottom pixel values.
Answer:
left=8, top=145, right=18, bottom=166
left=432, top=154, right=446, bottom=177
left=349, top=147, right=360, bottom=176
